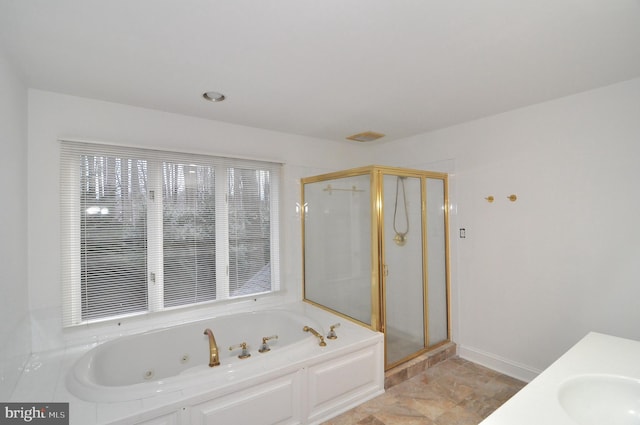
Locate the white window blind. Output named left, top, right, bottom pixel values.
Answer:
left=60, top=141, right=281, bottom=327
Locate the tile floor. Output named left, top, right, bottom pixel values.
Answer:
left=322, top=357, right=526, bottom=425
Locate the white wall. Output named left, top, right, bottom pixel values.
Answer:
left=375, top=77, right=640, bottom=381
left=0, top=46, right=30, bottom=399
left=27, top=89, right=371, bottom=352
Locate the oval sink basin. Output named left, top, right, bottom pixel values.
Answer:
left=558, top=374, right=640, bottom=425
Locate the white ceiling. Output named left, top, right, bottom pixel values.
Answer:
left=2, top=0, right=640, bottom=144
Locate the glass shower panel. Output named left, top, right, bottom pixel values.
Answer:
left=303, top=174, right=372, bottom=326
left=383, top=175, right=425, bottom=366
left=426, top=178, right=448, bottom=346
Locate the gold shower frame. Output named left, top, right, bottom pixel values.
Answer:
left=301, top=165, right=451, bottom=369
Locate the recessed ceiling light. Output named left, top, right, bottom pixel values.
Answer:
left=202, top=91, right=226, bottom=102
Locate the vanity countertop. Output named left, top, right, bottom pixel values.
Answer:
left=480, top=332, right=640, bottom=425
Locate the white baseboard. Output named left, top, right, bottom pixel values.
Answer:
left=458, top=345, right=541, bottom=383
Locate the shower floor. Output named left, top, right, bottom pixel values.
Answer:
left=386, top=329, right=426, bottom=366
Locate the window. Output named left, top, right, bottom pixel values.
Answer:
left=61, top=141, right=280, bottom=327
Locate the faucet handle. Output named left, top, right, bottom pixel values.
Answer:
left=229, top=342, right=251, bottom=359
left=327, top=323, right=341, bottom=340
left=259, top=335, right=278, bottom=353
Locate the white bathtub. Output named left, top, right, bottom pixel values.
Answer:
left=67, top=309, right=320, bottom=402
left=62, top=302, right=384, bottom=424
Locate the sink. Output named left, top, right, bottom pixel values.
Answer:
left=558, top=374, right=640, bottom=425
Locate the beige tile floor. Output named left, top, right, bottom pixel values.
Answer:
left=322, top=357, right=526, bottom=425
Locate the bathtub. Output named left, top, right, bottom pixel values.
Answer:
left=67, top=309, right=321, bottom=402
left=62, top=302, right=384, bottom=424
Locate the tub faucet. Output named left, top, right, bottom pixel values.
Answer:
left=303, top=326, right=327, bottom=347
left=203, top=328, right=220, bottom=367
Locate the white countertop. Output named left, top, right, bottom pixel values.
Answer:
left=480, top=332, right=640, bottom=425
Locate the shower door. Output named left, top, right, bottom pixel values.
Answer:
left=382, top=173, right=449, bottom=367
left=382, top=174, right=425, bottom=366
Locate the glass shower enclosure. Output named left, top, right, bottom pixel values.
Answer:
left=302, top=165, right=450, bottom=369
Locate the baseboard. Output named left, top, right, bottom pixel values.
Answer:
left=458, top=345, right=541, bottom=383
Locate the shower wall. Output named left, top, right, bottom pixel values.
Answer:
left=425, top=178, right=448, bottom=345
left=303, top=174, right=373, bottom=326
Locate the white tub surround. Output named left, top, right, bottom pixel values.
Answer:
left=11, top=302, right=385, bottom=425
left=481, top=332, right=640, bottom=425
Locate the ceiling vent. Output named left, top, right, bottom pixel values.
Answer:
left=346, top=131, right=385, bottom=142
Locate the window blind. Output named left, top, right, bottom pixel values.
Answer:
left=60, top=140, right=281, bottom=327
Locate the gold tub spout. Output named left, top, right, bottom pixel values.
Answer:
left=203, top=328, right=221, bottom=367
left=303, top=326, right=327, bottom=347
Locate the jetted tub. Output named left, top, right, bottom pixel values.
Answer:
left=67, top=309, right=320, bottom=402
left=64, top=303, right=385, bottom=424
